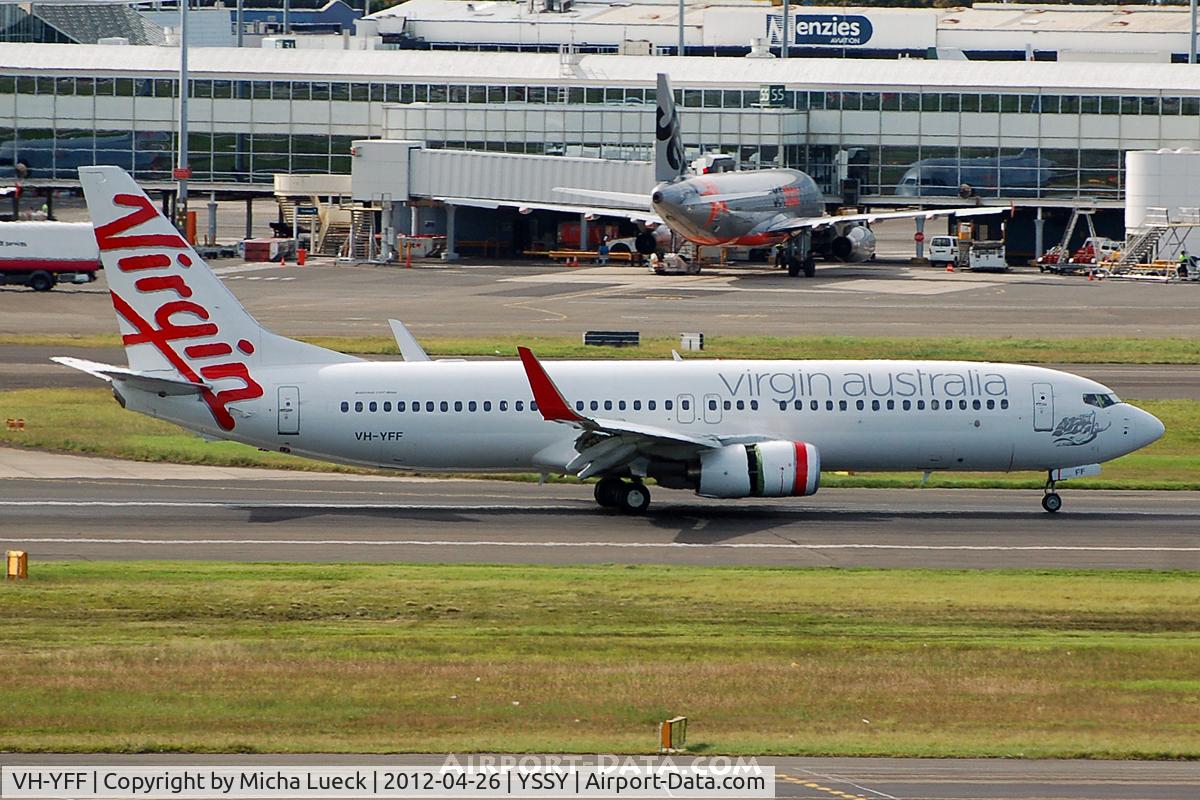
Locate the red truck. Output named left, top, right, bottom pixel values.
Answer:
left=0, top=222, right=100, bottom=291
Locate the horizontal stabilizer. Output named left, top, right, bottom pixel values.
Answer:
left=51, top=356, right=210, bottom=396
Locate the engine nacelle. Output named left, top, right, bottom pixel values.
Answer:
left=696, top=441, right=820, bottom=499
left=830, top=225, right=876, bottom=262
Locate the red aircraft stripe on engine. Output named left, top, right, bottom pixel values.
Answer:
left=517, top=346, right=583, bottom=423
left=793, top=442, right=808, bottom=496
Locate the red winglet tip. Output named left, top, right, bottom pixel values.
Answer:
left=517, top=346, right=581, bottom=422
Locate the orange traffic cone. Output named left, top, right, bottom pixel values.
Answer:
left=1088, top=271, right=1094, bottom=281
left=945, top=262, right=954, bottom=273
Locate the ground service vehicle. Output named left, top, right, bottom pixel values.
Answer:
left=0, top=221, right=100, bottom=290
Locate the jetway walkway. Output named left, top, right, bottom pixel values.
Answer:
left=350, top=140, right=653, bottom=260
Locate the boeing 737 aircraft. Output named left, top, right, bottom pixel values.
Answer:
left=57, top=167, right=1163, bottom=514
left=439, top=74, right=1005, bottom=277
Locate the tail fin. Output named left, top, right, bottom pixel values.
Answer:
left=77, top=166, right=357, bottom=429
left=654, top=73, right=686, bottom=183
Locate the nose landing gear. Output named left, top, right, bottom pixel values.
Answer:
left=594, top=477, right=651, bottom=514
left=1042, top=473, right=1062, bottom=513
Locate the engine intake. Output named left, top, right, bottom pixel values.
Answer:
left=830, top=225, right=877, bottom=262
left=697, top=441, right=820, bottom=499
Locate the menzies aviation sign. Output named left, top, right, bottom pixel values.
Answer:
left=766, top=13, right=874, bottom=47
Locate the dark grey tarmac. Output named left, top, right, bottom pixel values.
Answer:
left=2, top=477, right=1197, bottom=569
left=3, top=754, right=1198, bottom=800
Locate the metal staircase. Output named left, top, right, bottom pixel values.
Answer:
left=1112, top=226, right=1167, bottom=268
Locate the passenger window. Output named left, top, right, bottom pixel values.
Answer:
left=440, top=401, right=449, bottom=412
left=468, top=401, right=477, bottom=412
left=454, top=401, right=463, bottom=412
left=778, top=401, right=788, bottom=411
left=426, top=401, right=435, bottom=412
left=604, top=400, right=613, bottom=411
left=483, top=401, right=492, bottom=412
left=902, top=400, right=911, bottom=411
left=665, top=400, right=673, bottom=410
left=709, top=399, right=718, bottom=411
left=856, top=400, right=865, bottom=411
left=633, top=400, right=642, bottom=411
left=398, top=401, right=406, bottom=412
left=931, top=399, right=940, bottom=410
left=871, top=400, right=880, bottom=411
left=826, top=400, right=834, bottom=411
left=986, top=399, right=995, bottom=410
left=531, top=401, right=538, bottom=411
left=619, top=400, right=627, bottom=411
left=590, top=401, right=599, bottom=411
left=1001, top=399, right=1009, bottom=409
left=516, top=401, right=524, bottom=411
left=499, top=401, right=508, bottom=411
left=793, top=400, right=802, bottom=411
left=383, top=401, right=392, bottom=412
left=340, top=401, right=349, bottom=412
left=723, top=400, right=731, bottom=411
left=354, top=401, right=364, bottom=412
left=737, top=400, right=745, bottom=410
left=648, top=400, right=657, bottom=411
left=839, top=400, right=848, bottom=411
left=412, top=402, right=420, bottom=413
left=972, top=400, right=981, bottom=410
left=681, top=399, right=690, bottom=410
left=886, top=400, right=895, bottom=410
left=959, top=399, right=968, bottom=410
left=917, top=400, right=925, bottom=410
left=750, top=400, right=758, bottom=411
left=810, top=400, right=818, bottom=411
left=369, top=401, right=378, bottom=412
left=576, top=401, right=585, bottom=411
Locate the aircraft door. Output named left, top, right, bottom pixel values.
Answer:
left=1032, top=382, right=1054, bottom=432
left=676, top=394, right=696, bottom=424
left=703, top=393, right=722, bottom=424
left=277, top=386, right=300, bottom=435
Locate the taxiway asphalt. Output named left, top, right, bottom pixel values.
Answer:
left=1, top=451, right=1196, bottom=570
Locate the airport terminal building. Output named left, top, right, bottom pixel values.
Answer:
left=1, top=43, right=1200, bottom=206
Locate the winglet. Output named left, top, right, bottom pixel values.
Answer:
left=388, top=319, right=431, bottom=362
left=516, top=347, right=584, bottom=423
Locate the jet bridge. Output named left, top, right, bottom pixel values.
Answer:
left=350, top=140, right=654, bottom=260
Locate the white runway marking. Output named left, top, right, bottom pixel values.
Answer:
left=0, top=536, right=1196, bottom=553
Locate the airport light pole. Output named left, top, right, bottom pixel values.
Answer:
left=176, top=0, right=189, bottom=230
left=677, top=0, right=684, bottom=55
left=1191, top=0, right=1197, bottom=64
left=236, top=0, right=243, bottom=47
left=781, top=0, right=789, bottom=59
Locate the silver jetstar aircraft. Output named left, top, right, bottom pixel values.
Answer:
left=442, top=74, right=1005, bottom=277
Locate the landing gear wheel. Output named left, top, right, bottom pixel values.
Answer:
left=594, top=477, right=623, bottom=508
left=617, top=481, right=651, bottom=514
left=1042, top=492, right=1062, bottom=514
left=786, top=254, right=801, bottom=278
left=802, top=256, right=816, bottom=278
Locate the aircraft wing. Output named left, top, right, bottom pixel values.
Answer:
left=435, top=196, right=661, bottom=226
left=766, top=205, right=1007, bottom=234
left=518, top=347, right=725, bottom=479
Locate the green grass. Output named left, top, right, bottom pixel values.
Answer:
left=1, top=563, right=1198, bottom=756
left=6, top=333, right=1200, bottom=364
left=1, top=388, right=1196, bottom=489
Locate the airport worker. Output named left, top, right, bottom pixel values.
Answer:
left=1179, top=250, right=1190, bottom=280
left=597, top=237, right=610, bottom=265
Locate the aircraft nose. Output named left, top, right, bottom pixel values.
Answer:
left=1130, top=406, right=1165, bottom=450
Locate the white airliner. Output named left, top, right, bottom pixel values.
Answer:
left=57, top=167, right=1163, bottom=514
left=440, top=74, right=1006, bottom=277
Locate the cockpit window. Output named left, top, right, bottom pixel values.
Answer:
left=1083, top=392, right=1120, bottom=408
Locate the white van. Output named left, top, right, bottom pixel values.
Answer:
left=927, top=235, right=958, bottom=268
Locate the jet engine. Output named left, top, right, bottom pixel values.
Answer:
left=635, top=224, right=672, bottom=255
left=694, top=441, right=820, bottom=498
left=830, top=225, right=876, bottom=262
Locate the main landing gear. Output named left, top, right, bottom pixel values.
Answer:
left=1042, top=473, right=1063, bottom=513
left=594, top=477, right=651, bottom=514
left=777, top=232, right=816, bottom=278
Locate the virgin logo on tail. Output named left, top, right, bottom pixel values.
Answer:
left=97, top=193, right=263, bottom=431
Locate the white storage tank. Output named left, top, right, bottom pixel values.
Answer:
left=1125, top=148, right=1200, bottom=257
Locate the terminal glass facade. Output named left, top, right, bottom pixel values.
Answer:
left=0, top=72, right=1197, bottom=198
